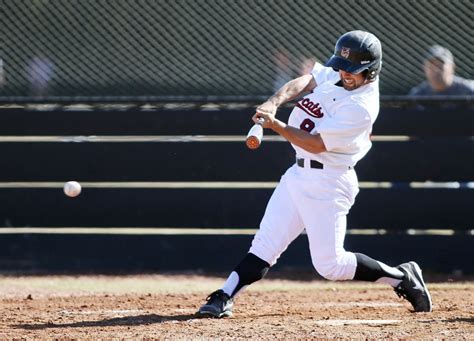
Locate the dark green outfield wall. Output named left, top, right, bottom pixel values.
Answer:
left=0, top=103, right=472, bottom=273
left=2, top=0, right=473, bottom=98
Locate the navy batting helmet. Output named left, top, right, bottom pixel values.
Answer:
left=325, top=30, right=382, bottom=81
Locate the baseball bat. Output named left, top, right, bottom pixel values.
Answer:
left=246, top=117, right=265, bottom=149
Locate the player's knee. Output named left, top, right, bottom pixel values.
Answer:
left=313, top=258, right=347, bottom=281
left=234, top=253, right=270, bottom=285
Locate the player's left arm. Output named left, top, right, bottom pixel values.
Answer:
left=255, top=75, right=316, bottom=117
left=253, top=112, right=326, bottom=154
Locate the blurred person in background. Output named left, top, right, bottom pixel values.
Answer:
left=0, top=58, right=5, bottom=88
left=299, top=57, right=317, bottom=76
left=409, top=45, right=474, bottom=96
left=273, top=48, right=294, bottom=92
left=26, top=55, right=55, bottom=96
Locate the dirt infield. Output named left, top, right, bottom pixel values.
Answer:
left=0, top=274, right=472, bottom=339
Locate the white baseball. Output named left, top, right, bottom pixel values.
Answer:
left=64, top=181, right=82, bottom=197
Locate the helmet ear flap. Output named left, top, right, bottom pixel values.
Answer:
left=367, top=70, right=377, bottom=81
left=366, top=60, right=382, bottom=81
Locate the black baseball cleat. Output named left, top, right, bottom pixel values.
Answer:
left=394, top=261, right=432, bottom=312
left=197, top=289, right=233, bottom=318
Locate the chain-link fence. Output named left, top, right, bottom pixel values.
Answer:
left=1, top=0, right=473, bottom=99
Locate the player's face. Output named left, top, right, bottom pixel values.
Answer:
left=339, top=70, right=366, bottom=91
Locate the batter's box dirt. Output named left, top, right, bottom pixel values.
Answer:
left=0, top=274, right=472, bottom=339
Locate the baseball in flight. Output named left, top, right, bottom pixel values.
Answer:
left=63, top=181, right=82, bottom=197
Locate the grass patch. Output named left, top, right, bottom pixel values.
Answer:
left=0, top=274, right=471, bottom=298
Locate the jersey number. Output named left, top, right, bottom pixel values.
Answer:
left=300, top=118, right=315, bottom=132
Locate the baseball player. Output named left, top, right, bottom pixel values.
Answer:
left=197, top=31, right=432, bottom=318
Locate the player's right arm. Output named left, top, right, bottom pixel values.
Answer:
left=256, top=74, right=316, bottom=116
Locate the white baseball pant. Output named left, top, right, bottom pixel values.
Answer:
left=249, top=161, right=359, bottom=280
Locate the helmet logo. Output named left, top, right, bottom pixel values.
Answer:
left=341, top=47, right=350, bottom=59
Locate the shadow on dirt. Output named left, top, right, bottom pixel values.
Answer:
left=15, top=313, right=199, bottom=330
left=419, top=317, right=474, bottom=324
left=443, top=317, right=474, bottom=324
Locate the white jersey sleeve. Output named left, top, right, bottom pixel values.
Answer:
left=311, top=62, right=339, bottom=86
left=317, top=103, right=372, bottom=152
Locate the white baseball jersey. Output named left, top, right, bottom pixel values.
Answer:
left=288, top=62, right=380, bottom=167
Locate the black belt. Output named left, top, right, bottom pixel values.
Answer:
left=296, top=157, right=323, bottom=169
left=296, top=157, right=352, bottom=170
